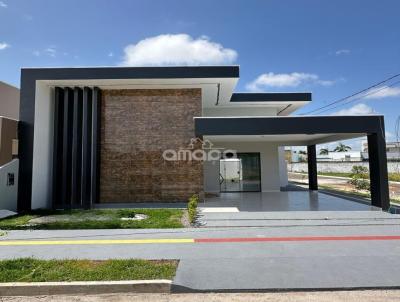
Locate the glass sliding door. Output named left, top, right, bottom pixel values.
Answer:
left=219, top=153, right=261, bottom=192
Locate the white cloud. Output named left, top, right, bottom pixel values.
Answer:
left=108, top=52, right=114, bottom=57
left=32, top=50, right=40, bottom=56
left=363, top=85, right=400, bottom=99
left=335, top=49, right=350, bottom=55
left=44, top=47, right=56, bottom=57
left=0, top=42, right=10, bottom=50
left=0, top=1, right=7, bottom=8
left=332, top=103, right=375, bottom=116
left=246, top=72, right=334, bottom=91
left=121, top=34, right=237, bottom=66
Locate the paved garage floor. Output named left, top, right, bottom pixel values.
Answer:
left=202, top=191, right=378, bottom=212
left=199, top=191, right=381, bottom=227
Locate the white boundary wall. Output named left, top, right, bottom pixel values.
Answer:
left=0, top=159, right=18, bottom=211
left=288, top=161, right=400, bottom=174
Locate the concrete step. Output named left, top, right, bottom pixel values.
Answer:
left=198, top=210, right=396, bottom=220
left=198, top=211, right=400, bottom=228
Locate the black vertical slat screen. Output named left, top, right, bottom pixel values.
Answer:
left=61, top=88, right=73, bottom=207
left=81, top=87, right=93, bottom=208
left=91, top=87, right=101, bottom=206
left=52, top=88, right=64, bottom=206
left=71, top=87, right=83, bottom=206
left=53, top=86, right=101, bottom=209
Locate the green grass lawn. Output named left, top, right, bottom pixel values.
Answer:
left=319, top=184, right=400, bottom=205
left=317, top=172, right=400, bottom=182
left=0, top=258, right=178, bottom=282
left=0, top=208, right=184, bottom=230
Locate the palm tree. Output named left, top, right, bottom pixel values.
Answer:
left=333, top=142, right=352, bottom=152
left=319, top=148, right=329, bottom=155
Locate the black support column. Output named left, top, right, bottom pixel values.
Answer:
left=307, top=145, right=318, bottom=191
left=368, top=132, right=390, bottom=210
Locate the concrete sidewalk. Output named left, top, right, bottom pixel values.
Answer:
left=3, top=290, right=400, bottom=301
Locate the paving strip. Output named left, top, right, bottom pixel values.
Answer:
left=2, top=235, right=400, bottom=246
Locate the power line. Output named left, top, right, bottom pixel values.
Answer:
left=314, top=80, right=400, bottom=115
left=301, top=73, right=400, bottom=115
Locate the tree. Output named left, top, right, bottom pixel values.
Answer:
left=333, top=142, right=351, bottom=152
left=319, top=148, right=329, bottom=155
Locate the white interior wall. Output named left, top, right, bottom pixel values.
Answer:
left=278, top=146, right=288, bottom=187
left=203, top=141, right=281, bottom=193
left=31, top=82, right=54, bottom=209
left=203, top=159, right=220, bottom=193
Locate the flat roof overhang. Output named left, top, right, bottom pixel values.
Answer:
left=22, top=65, right=239, bottom=80
left=219, top=92, right=312, bottom=116
left=21, top=66, right=240, bottom=108
left=195, top=115, right=386, bottom=145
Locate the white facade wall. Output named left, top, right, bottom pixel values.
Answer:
left=0, top=159, right=18, bottom=211
left=203, top=106, right=278, bottom=117
left=31, top=82, right=54, bottom=209
left=203, top=141, right=282, bottom=193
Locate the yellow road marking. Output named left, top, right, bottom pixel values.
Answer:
left=0, top=238, right=195, bottom=246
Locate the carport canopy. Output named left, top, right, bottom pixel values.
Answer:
left=194, top=115, right=390, bottom=210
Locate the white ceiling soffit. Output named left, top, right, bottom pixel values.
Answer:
left=205, top=133, right=366, bottom=146
left=40, top=77, right=239, bottom=108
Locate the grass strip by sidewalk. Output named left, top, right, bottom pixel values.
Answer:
left=318, top=172, right=400, bottom=182
left=319, top=185, right=400, bottom=205
left=0, top=209, right=184, bottom=230
left=291, top=171, right=400, bottom=182
left=0, top=258, right=178, bottom=282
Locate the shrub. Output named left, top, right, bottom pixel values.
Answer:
left=350, top=178, right=370, bottom=190
left=349, top=165, right=370, bottom=191
left=187, top=194, right=199, bottom=225
left=351, top=165, right=368, bottom=177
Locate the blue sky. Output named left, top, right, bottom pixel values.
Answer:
left=0, top=0, right=399, bottom=149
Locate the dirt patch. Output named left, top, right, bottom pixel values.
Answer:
left=180, top=210, right=191, bottom=227
left=28, top=214, right=113, bottom=225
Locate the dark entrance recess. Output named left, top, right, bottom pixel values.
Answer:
left=220, top=152, right=261, bottom=192
left=52, top=87, right=101, bottom=209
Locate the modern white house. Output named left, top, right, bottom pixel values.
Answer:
left=17, top=66, right=390, bottom=211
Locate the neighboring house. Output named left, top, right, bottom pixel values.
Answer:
left=17, top=66, right=390, bottom=211
left=0, top=82, right=19, bottom=212
left=317, top=151, right=362, bottom=162
left=0, top=81, right=20, bottom=120
left=362, top=140, right=400, bottom=161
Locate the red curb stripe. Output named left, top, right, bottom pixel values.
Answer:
left=194, top=235, right=400, bottom=243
